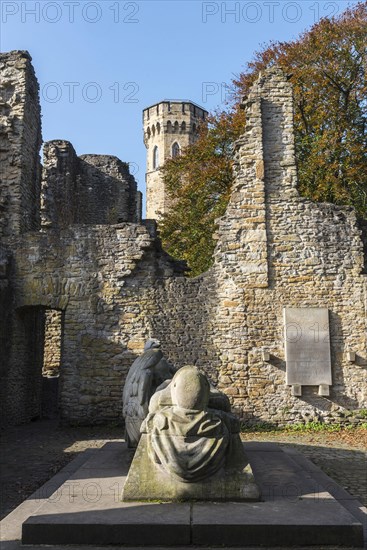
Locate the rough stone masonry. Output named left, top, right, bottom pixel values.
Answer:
left=0, top=50, right=366, bottom=427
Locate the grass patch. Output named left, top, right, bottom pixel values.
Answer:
left=241, top=421, right=367, bottom=434
left=285, top=422, right=342, bottom=433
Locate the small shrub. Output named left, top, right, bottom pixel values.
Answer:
left=240, top=420, right=367, bottom=434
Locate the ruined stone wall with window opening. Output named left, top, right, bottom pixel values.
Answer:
left=1, top=51, right=366, bottom=427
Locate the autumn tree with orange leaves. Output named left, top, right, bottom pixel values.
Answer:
left=160, top=2, right=367, bottom=276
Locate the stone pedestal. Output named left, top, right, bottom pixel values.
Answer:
left=16, top=442, right=364, bottom=548
left=122, top=434, right=260, bottom=502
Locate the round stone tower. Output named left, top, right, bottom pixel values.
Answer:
left=143, top=100, right=208, bottom=219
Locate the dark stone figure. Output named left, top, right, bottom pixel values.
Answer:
left=122, top=339, right=175, bottom=447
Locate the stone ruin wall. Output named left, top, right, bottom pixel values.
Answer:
left=0, top=51, right=145, bottom=424
left=0, top=51, right=366, bottom=427
left=209, top=69, right=367, bottom=425
left=78, top=154, right=140, bottom=224
left=150, top=70, right=367, bottom=426
left=0, top=51, right=42, bottom=419
left=0, top=51, right=42, bottom=238
left=41, top=140, right=141, bottom=230
left=0, top=246, right=11, bottom=402
left=40, top=141, right=79, bottom=230
left=7, top=224, right=184, bottom=424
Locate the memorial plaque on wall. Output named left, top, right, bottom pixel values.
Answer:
left=284, top=308, right=332, bottom=386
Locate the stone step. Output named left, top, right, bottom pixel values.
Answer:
left=20, top=441, right=364, bottom=547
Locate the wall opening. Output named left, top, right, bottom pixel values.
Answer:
left=41, top=309, right=64, bottom=419
left=17, top=306, right=64, bottom=422
left=172, top=142, right=180, bottom=158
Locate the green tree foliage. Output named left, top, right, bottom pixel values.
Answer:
left=160, top=2, right=367, bottom=276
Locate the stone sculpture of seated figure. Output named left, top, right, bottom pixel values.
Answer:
left=141, top=365, right=241, bottom=483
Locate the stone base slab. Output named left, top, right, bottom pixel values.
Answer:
left=122, top=434, right=260, bottom=502
left=10, top=441, right=365, bottom=547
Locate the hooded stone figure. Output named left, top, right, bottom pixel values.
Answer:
left=122, top=364, right=260, bottom=502
left=122, top=339, right=175, bottom=447
left=142, top=365, right=238, bottom=482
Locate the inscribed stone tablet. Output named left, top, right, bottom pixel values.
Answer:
left=284, top=308, right=332, bottom=386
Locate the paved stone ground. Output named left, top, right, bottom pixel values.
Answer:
left=0, top=420, right=122, bottom=520
left=1, top=420, right=366, bottom=521
left=241, top=430, right=367, bottom=507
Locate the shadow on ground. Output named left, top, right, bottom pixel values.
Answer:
left=1, top=419, right=366, bottom=520
left=0, top=419, right=122, bottom=519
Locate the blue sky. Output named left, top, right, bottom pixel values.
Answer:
left=1, top=0, right=359, bottom=206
